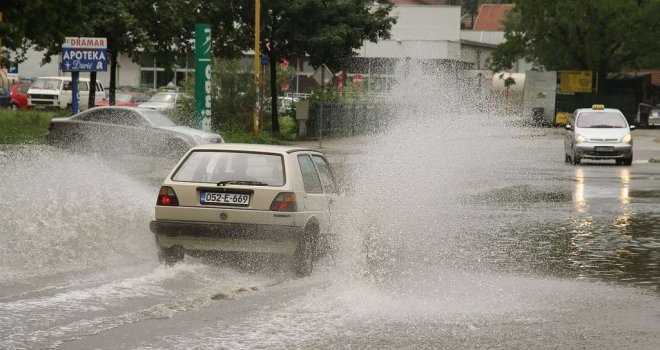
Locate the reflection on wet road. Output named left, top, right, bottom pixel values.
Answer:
left=465, top=164, right=660, bottom=292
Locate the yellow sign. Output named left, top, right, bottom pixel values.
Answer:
left=560, top=71, right=593, bottom=93
left=555, top=111, right=572, bottom=125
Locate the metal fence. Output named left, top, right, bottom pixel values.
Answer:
left=306, top=101, right=396, bottom=137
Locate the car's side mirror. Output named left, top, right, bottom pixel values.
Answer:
left=565, top=124, right=572, bottom=130
left=630, top=125, right=636, bottom=130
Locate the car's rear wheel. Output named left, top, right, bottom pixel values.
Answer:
left=10, top=103, right=18, bottom=111
left=158, top=246, right=184, bottom=266
left=293, top=225, right=316, bottom=277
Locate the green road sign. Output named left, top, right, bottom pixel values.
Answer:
left=195, top=23, right=212, bottom=131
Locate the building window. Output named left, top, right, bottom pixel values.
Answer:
left=139, top=52, right=194, bottom=89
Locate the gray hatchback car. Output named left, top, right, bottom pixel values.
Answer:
left=564, top=105, right=634, bottom=165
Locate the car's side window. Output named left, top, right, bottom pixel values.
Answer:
left=77, top=109, right=105, bottom=122
left=114, top=111, right=149, bottom=127
left=79, top=82, right=89, bottom=92
left=0, top=87, right=6, bottom=95
left=311, top=155, right=336, bottom=192
left=297, top=154, right=323, bottom=194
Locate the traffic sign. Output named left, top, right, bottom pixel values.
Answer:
left=7, top=65, right=18, bottom=80
left=312, top=65, right=333, bottom=85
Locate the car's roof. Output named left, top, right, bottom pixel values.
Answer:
left=190, top=143, right=320, bottom=154
left=35, top=76, right=92, bottom=81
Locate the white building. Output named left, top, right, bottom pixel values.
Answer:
left=358, top=5, right=461, bottom=60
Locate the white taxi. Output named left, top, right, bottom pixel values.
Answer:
left=149, top=144, right=336, bottom=276
left=564, top=104, right=634, bottom=165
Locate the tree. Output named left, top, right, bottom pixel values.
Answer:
left=0, top=0, right=87, bottom=65
left=0, top=0, right=207, bottom=105
left=233, top=0, right=396, bottom=135
left=489, top=0, right=660, bottom=79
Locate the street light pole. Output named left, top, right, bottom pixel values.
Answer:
left=0, top=11, right=4, bottom=72
left=253, top=0, right=261, bottom=135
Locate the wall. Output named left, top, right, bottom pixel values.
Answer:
left=358, top=5, right=461, bottom=60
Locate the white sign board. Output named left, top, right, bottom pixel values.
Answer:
left=63, top=37, right=107, bottom=49
left=312, top=65, right=333, bottom=86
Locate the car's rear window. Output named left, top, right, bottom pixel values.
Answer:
left=172, top=151, right=285, bottom=186
left=577, top=112, right=627, bottom=128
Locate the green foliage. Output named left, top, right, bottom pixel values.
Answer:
left=0, top=1, right=87, bottom=64
left=174, top=58, right=259, bottom=134
left=232, top=0, right=396, bottom=133
left=219, top=121, right=282, bottom=144
left=0, top=110, right=65, bottom=144
left=490, top=0, right=660, bottom=73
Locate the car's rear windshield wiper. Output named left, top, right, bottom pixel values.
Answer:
left=217, top=180, right=269, bottom=186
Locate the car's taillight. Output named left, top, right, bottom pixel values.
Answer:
left=157, top=186, right=179, bottom=206
left=270, top=192, right=297, bottom=212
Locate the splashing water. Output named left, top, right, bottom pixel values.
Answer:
left=330, top=60, right=562, bottom=285
left=0, top=146, right=157, bottom=283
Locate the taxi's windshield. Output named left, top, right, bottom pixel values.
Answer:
left=576, top=112, right=627, bottom=128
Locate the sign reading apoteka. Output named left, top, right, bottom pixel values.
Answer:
left=62, top=37, right=108, bottom=72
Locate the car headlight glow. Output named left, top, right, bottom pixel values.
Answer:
left=622, top=133, right=632, bottom=144
left=576, top=134, right=587, bottom=143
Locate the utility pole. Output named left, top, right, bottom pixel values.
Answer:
left=253, top=0, right=261, bottom=135
left=0, top=11, right=3, bottom=72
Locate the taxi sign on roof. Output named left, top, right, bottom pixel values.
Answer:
left=592, top=104, right=605, bottom=110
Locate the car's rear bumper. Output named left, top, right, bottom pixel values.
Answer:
left=575, top=143, right=632, bottom=159
left=150, top=220, right=302, bottom=254
left=648, top=116, right=660, bottom=126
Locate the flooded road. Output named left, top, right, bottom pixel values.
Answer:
left=1, top=70, right=660, bottom=348
left=2, top=122, right=659, bottom=349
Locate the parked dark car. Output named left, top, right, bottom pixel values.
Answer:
left=10, top=83, right=31, bottom=109
left=0, top=86, right=11, bottom=108
left=46, top=106, right=224, bottom=157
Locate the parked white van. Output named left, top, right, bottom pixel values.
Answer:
left=28, top=76, right=105, bottom=110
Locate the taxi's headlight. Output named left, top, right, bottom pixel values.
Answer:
left=575, top=134, right=587, bottom=143
left=622, top=133, right=632, bottom=144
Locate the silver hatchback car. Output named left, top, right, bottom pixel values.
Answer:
left=149, top=143, right=336, bottom=276
left=564, top=105, right=634, bottom=165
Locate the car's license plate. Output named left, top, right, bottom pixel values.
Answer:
left=595, top=146, right=615, bottom=152
left=200, top=192, right=250, bottom=205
